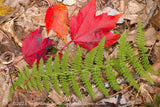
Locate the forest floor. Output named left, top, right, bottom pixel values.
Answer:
left=0, top=0, right=160, bottom=107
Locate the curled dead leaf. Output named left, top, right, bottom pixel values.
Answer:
left=0, top=51, right=15, bottom=64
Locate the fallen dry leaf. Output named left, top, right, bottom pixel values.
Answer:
left=48, top=89, right=68, bottom=104
left=0, top=0, right=14, bottom=16
left=151, top=10, right=160, bottom=29
left=63, top=0, right=76, bottom=5
left=0, top=68, right=11, bottom=106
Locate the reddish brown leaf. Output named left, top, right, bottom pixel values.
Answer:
left=70, top=0, right=122, bottom=50
left=22, top=28, right=54, bottom=66
left=45, top=5, right=69, bottom=44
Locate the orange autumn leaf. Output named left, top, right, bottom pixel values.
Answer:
left=45, top=5, right=69, bottom=44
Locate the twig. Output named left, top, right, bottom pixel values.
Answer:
left=45, top=0, right=52, bottom=7
left=52, top=40, right=73, bottom=58
left=0, top=70, right=18, bottom=77
left=116, top=93, right=122, bottom=107
left=143, top=1, right=157, bottom=28
left=106, top=78, right=141, bottom=98
left=0, top=57, right=24, bottom=72
left=148, top=40, right=157, bottom=56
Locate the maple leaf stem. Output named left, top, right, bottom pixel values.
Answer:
left=45, top=0, right=52, bottom=7
left=52, top=40, right=73, bottom=58
left=24, top=74, right=33, bottom=86
left=0, top=57, right=24, bottom=72
left=58, top=40, right=73, bottom=52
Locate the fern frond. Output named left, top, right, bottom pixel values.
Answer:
left=126, top=42, right=154, bottom=84
left=52, top=53, right=61, bottom=94
left=46, top=57, right=61, bottom=94
left=53, top=53, right=60, bottom=73
left=24, top=65, right=32, bottom=90
left=8, top=80, right=19, bottom=100
left=38, top=59, right=45, bottom=92
left=105, top=60, right=121, bottom=91
left=80, top=69, right=94, bottom=100
left=38, top=58, right=45, bottom=76
left=113, top=60, right=139, bottom=90
left=83, top=46, right=97, bottom=69
left=8, top=85, right=14, bottom=100
left=43, top=57, right=52, bottom=94
left=43, top=75, right=50, bottom=93
left=46, top=57, right=53, bottom=75
left=81, top=47, right=98, bottom=100
left=136, top=21, right=158, bottom=75
left=136, top=21, right=147, bottom=53
left=35, top=74, right=43, bottom=92
left=18, top=69, right=27, bottom=89
left=117, top=30, right=127, bottom=61
left=72, top=45, right=82, bottom=71
left=141, top=54, right=158, bottom=74
left=116, top=31, right=139, bottom=90
left=38, top=59, right=50, bottom=93
left=31, top=60, right=38, bottom=90
left=69, top=72, right=82, bottom=100
left=95, top=37, right=105, bottom=66
left=32, top=60, right=43, bottom=92
left=92, top=38, right=108, bottom=96
left=70, top=45, right=82, bottom=100
left=59, top=49, right=70, bottom=97
left=91, top=67, right=108, bottom=96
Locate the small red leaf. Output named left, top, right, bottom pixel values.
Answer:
left=45, top=5, right=69, bottom=44
left=70, top=0, right=122, bottom=50
left=22, top=28, right=54, bottom=66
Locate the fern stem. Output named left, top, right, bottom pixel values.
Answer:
left=106, top=78, right=141, bottom=98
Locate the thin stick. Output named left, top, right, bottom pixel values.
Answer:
left=0, top=57, right=24, bottom=72
left=52, top=40, right=73, bottom=58
left=148, top=40, right=157, bottom=56
left=143, top=1, right=157, bottom=28
left=106, top=78, right=141, bottom=98
left=45, top=0, right=52, bottom=7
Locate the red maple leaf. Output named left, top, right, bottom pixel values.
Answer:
left=70, top=0, right=122, bottom=50
left=22, top=28, right=54, bottom=66
left=45, top=5, right=69, bottom=44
